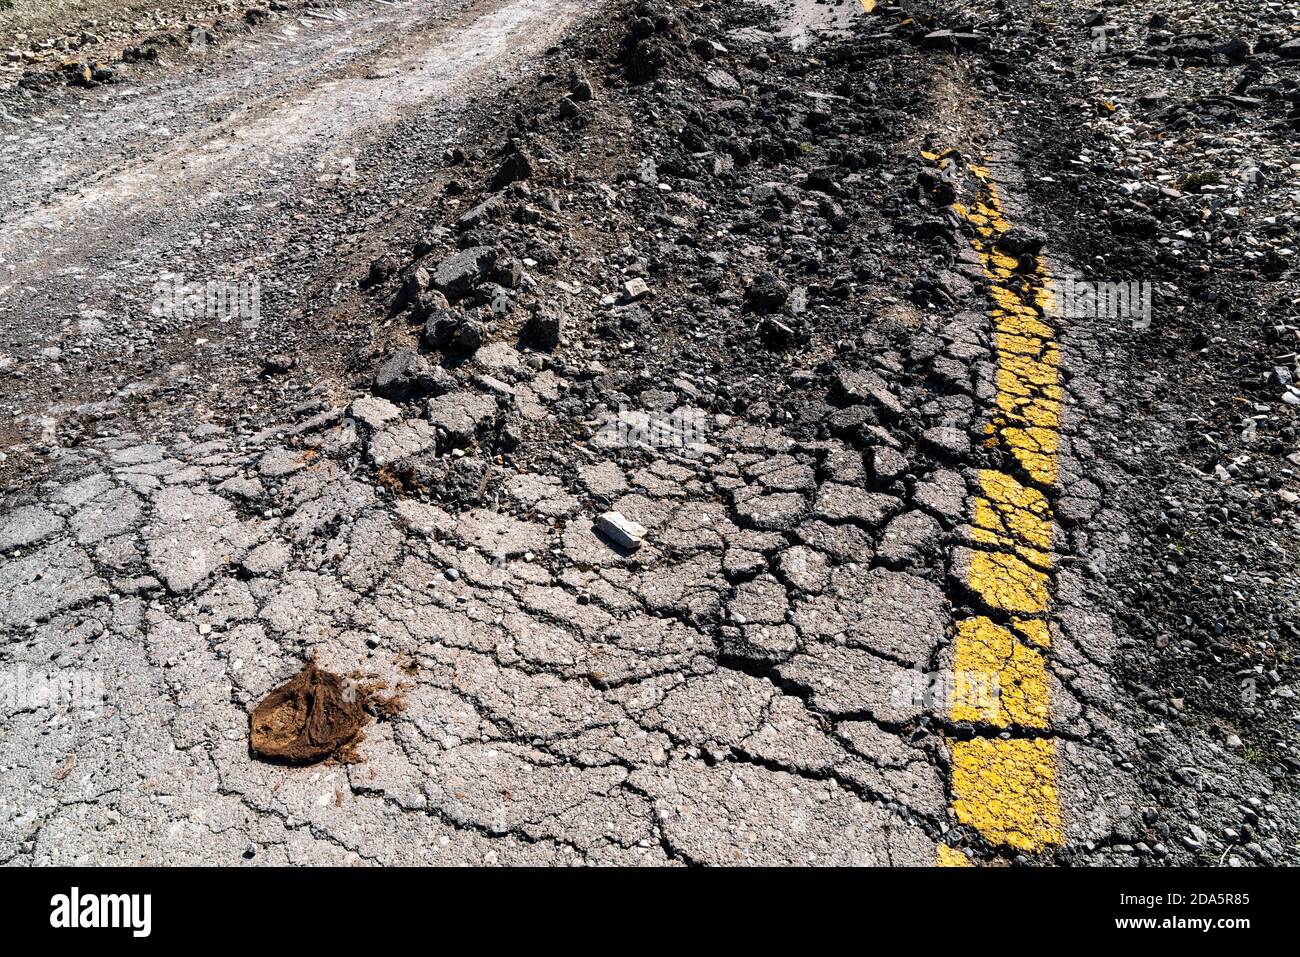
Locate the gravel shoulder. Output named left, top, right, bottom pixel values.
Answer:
left=1, top=0, right=353, bottom=74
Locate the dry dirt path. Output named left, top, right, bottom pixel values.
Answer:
left=0, top=0, right=590, bottom=477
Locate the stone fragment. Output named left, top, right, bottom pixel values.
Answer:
left=595, top=510, right=646, bottom=550
left=432, top=246, right=497, bottom=300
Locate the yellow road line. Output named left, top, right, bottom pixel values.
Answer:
left=937, top=153, right=1065, bottom=858
left=951, top=617, right=1050, bottom=728
left=851, top=5, right=1064, bottom=862
left=951, top=738, right=1062, bottom=852
left=937, top=844, right=973, bottom=867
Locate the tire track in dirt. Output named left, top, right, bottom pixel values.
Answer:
left=1, top=0, right=587, bottom=282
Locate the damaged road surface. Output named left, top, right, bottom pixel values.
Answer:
left=1, top=0, right=1297, bottom=869
left=0, top=0, right=592, bottom=473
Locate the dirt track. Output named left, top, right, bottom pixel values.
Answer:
left=0, top=0, right=586, bottom=481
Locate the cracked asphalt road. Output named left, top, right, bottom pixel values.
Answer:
left=1, top=0, right=1296, bottom=867
left=0, top=402, right=959, bottom=864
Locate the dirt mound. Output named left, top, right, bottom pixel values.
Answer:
left=249, top=663, right=367, bottom=763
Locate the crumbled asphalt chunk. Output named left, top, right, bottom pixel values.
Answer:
left=994, top=224, right=1046, bottom=257
left=594, top=510, right=646, bottom=551
left=877, top=511, right=942, bottom=569
left=373, top=348, right=451, bottom=402
left=833, top=369, right=904, bottom=420
left=367, top=417, right=436, bottom=468
left=432, top=246, right=498, bottom=300
left=919, top=426, right=970, bottom=461
left=0, top=504, right=64, bottom=552
left=348, top=395, right=402, bottom=434
left=569, top=71, right=594, bottom=102
left=490, top=147, right=534, bottom=191
left=426, top=390, right=498, bottom=447
left=744, top=272, right=790, bottom=313
left=521, top=304, right=564, bottom=351
left=456, top=195, right=507, bottom=232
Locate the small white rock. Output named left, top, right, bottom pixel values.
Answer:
left=595, top=510, right=646, bottom=550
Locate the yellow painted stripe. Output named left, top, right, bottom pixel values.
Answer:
left=950, top=738, right=1063, bottom=852
left=858, top=0, right=877, bottom=11
left=967, top=550, right=1050, bottom=614
left=936, top=153, right=1065, bottom=859
left=937, top=844, right=973, bottom=867
left=951, top=618, right=1050, bottom=728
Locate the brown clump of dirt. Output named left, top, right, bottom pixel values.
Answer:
left=250, top=662, right=367, bottom=764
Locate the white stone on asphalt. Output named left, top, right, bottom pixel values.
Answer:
left=595, top=510, right=646, bottom=550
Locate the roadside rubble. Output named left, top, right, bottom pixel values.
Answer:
left=595, top=510, right=647, bottom=551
